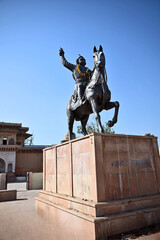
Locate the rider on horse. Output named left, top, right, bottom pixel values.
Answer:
left=59, top=48, right=91, bottom=105
left=59, top=46, right=119, bottom=139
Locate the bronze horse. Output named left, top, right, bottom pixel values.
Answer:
left=67, top=45, right=119, bottom=140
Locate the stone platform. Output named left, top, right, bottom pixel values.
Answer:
left=35, top=133, right=160, bottom=240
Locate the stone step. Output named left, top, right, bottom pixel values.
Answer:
left=35, top=196, right=160, bottom=238
left=38, top=190, right=160, bottom=217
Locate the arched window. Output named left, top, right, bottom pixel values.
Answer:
left=9, top=138, right=14, bottom=145
left=8, top=163, right=13, bottom=172
left=0, top=158, right=5, bottom=173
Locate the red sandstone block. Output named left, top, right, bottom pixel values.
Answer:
left=0, top=190, right=17, bottom=202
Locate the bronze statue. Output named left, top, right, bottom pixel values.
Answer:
left=59, top=48, right=91, bottom=105
left=59, top=45, right=119, bottom=140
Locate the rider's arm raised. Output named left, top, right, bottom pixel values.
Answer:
left=59, top=48, right=75, bottom=72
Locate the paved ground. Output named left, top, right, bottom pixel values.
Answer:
left=0, top=183, right=160, bottom=240
left=0, top=183, right=62, bottom=240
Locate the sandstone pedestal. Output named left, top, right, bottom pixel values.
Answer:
left=35, top=133, right=160, bottom=240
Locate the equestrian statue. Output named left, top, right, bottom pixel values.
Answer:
left=59, top=45, right=119, bottom=140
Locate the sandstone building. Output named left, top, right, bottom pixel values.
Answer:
left=0, top=122, right=47, bottom=176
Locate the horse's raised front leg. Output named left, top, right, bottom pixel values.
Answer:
left=81, top=116, right=89, bottom=135
left=90, top=98, right=104, bottom=133
left=67, top=109, right=75, bottom=140
left=105, top=101, right=119, bottom=127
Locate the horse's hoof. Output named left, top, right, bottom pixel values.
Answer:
left=108, top=121, right=114, bottom=127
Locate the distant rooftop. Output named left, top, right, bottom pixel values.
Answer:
left=0, top=122, right=31, bottom=139
left=24, top=145, right=51, bottom=148
left=0, top=122, right=29, bottom=131
left=0, top=122, right=21, bottom=126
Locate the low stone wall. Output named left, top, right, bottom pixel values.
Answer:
left=0, top=173, right=7, bottom=190
left=7, top=172, right=16, bottom=183
left=27, top=172, right=43, bottom=190
left=0, top=190, right=17, bottom=202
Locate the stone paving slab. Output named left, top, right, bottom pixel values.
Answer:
left=7, top=182, right=27, bottom=191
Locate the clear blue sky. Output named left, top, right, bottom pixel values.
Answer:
left=0, top=0, right=160, bottom=146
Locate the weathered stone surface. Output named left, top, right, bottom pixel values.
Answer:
left=0, top=189, right=17, bottom=202
left=35, top=133, right=160, bottom=239
left=27, top=172, right=43, bottom=190
left=0, top=173, right=7, bottom=190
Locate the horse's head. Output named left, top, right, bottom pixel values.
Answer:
left=93, top=45, right=105, bottom=70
